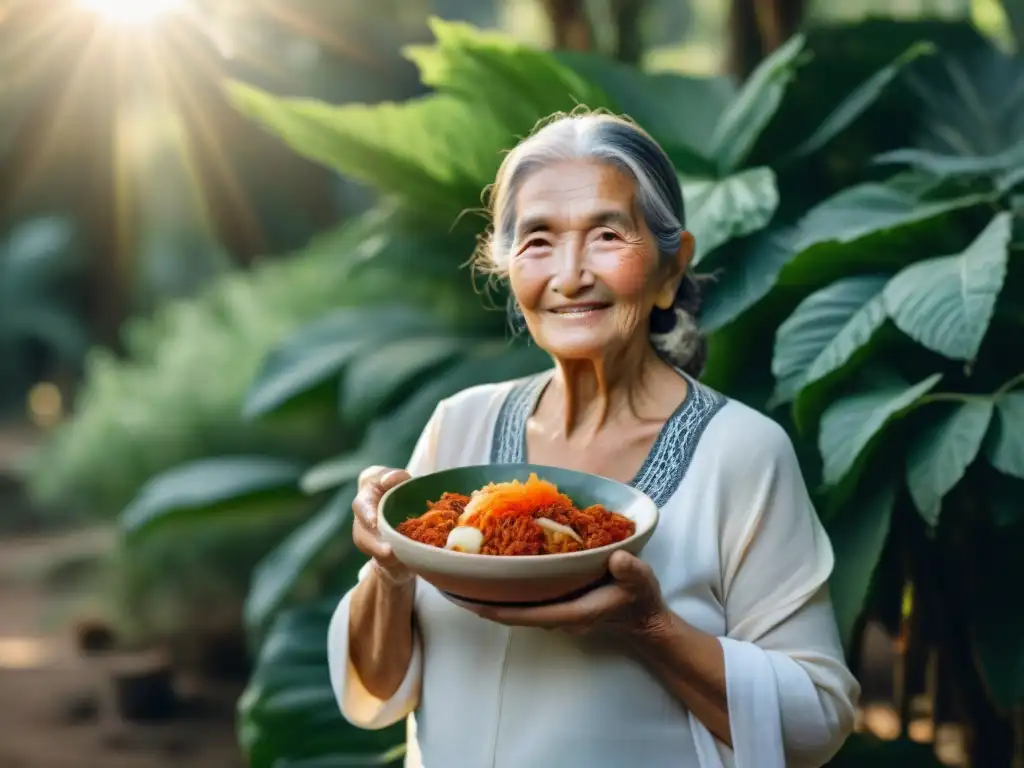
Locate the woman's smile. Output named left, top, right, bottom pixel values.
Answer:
left=547, top=301, right=612, bottom=319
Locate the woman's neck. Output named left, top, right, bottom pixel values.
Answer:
left=551, top=340, right=670, bottom=438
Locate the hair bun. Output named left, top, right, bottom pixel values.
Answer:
left=651, top=308, right=706, bottom=376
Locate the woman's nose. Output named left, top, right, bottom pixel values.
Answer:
left=550, top=236, right=594, bottom=296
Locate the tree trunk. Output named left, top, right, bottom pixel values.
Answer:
left=542, top=0, right=593, bottom=52
left=611, top=0, right=646, bottom=65
left=727, top=0, right=808, bottom=80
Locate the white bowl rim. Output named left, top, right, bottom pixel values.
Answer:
left=377, top=464, right=660, bottom=564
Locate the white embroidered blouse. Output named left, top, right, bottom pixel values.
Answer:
left=327, top=371, right=859, bottom=768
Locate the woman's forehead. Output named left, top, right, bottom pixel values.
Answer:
left=515, top=160, right=637, bottom=227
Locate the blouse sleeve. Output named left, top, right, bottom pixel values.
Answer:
left=326, top=402, right=446, bottom=730
left=690, top=413, right=859, bottom=768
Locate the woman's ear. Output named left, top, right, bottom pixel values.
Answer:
left=655, top=232, right=696, bottom=310
left=655, top=281, right=678, bottom=310
left=677, top=231, right=695, bottom=274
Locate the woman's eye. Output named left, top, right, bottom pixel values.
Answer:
left=525, top=237, right=549, bottom=249
left=598, top=230, right=620, bottom=242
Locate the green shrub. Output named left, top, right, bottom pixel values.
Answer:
left=29, top=218, right=413, bottom=519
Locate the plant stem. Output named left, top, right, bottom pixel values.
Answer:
left=996, top=371, right=1024, bottom=397
left=916, top=371, right=1024, bottom=405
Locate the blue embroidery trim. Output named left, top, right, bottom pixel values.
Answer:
left=489, top=369, right=727, bottom=507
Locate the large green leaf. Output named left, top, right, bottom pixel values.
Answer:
left=683, top=166, right=779, bottom=264
left=826, top=479, right=895, bottom=650
left=360, top=343, right=551, bottom=461
left=335, top=207, right=474, bottom=281
left=883, top=213, right=1012, bottom=361
left=699, top=183, right=987, bottom=334
left=245, top=487, right=357, bottom=637
left=0, top=215, right=89, bottom=363
left=708, top=34, right=807, bottom=173
left=906, top=400, right=995, bottom=524
left=339, top=335, right=469, bottom=426
left=226, top=83, right=506, bottom=222
left=986, top=391, right=1024, bottom=479
left=772, top=275, right=889, bottom=406
left=782, top=184, right=991, bottom=280
left=698, top=225, right=798, bottom=333
left=244, top=306, right=446, bottom=419
left=553, top=51, right=734, bottom=160
left=874, top=140, right=1024, bottom=181
left=0, top=216, right=78, bottom=289
left=120, top=457, right=306, bottom=539
left=239, top=598, right=405, bottom=768
left=300, top=348, right=552, bottom=499
left=778, top=185, right=991, bottom=291
left=301, top=454, right=373, bottom=497
left=405, top=18, right=612, bottom=138
left=784, top=42, right=934, bottom=161
left=749, top=18, right=991, bottom=168
left=819, top=373, right=942, bottom=486
left=898, top=43, right=1024, bottom=162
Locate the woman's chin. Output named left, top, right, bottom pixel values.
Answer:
left=537, top=337, right=614, bottom=362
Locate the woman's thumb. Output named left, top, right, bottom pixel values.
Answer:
left=608, top=551, right=649, bottom=587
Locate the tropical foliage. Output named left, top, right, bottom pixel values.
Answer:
left=770, top=40, right=1024, bottom=751
left=34, top=12, right=1024, bottom=768
left=0, top=215, right=88, bottom=412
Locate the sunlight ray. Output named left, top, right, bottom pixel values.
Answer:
left=257, top=0, right=379, bottom=67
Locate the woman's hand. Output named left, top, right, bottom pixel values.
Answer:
left=464, top=551, right=670, bottom=638
left=352, top=466, right=412, bottom=584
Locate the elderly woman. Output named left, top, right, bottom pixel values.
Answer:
left=328, top=113, right=858, bottom=768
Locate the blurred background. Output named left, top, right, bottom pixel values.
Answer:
left=0, top=0, right=1021, bottom=766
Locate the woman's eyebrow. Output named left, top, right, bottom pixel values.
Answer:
left=591, top=210, right=635, bottom=230
left=515, top=210, right=634, bottom=238
left=515, top=215, right=550, bottom=238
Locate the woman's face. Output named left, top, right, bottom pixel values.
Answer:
left=507, top=159, right=682, bottom=362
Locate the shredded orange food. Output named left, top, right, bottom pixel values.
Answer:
left=396, top=473, right=635, bottom=556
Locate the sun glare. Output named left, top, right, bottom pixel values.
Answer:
left=80, top=0, right=184, bottom=26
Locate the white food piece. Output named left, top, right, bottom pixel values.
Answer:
left=458, top=490, right=486, bottom=525
left=444, top=525, right=485, bottom=554
left=535, top=517, right=584, bottom=545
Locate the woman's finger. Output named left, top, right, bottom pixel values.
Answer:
left=352, top=492, right=378, bottom=530
left=353, top=523, right=390, bottom=560
left=357, top=465, right=390, bottom=491
left=607, top=551, right=654, bottom=589
left=378, top=469, right=411, bottom=491
left=352, top=467, right=409, bottom=530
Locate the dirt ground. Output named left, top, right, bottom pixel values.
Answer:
left=0, top=529, right=244, bottom=768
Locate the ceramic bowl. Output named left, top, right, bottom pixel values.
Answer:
left=377, top=464, right=659, bottom=605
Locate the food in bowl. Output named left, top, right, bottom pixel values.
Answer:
left=395, top=473, right=636, bottom=556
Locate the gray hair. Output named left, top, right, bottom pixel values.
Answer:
left=478, top=112, right=708, bottom=377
